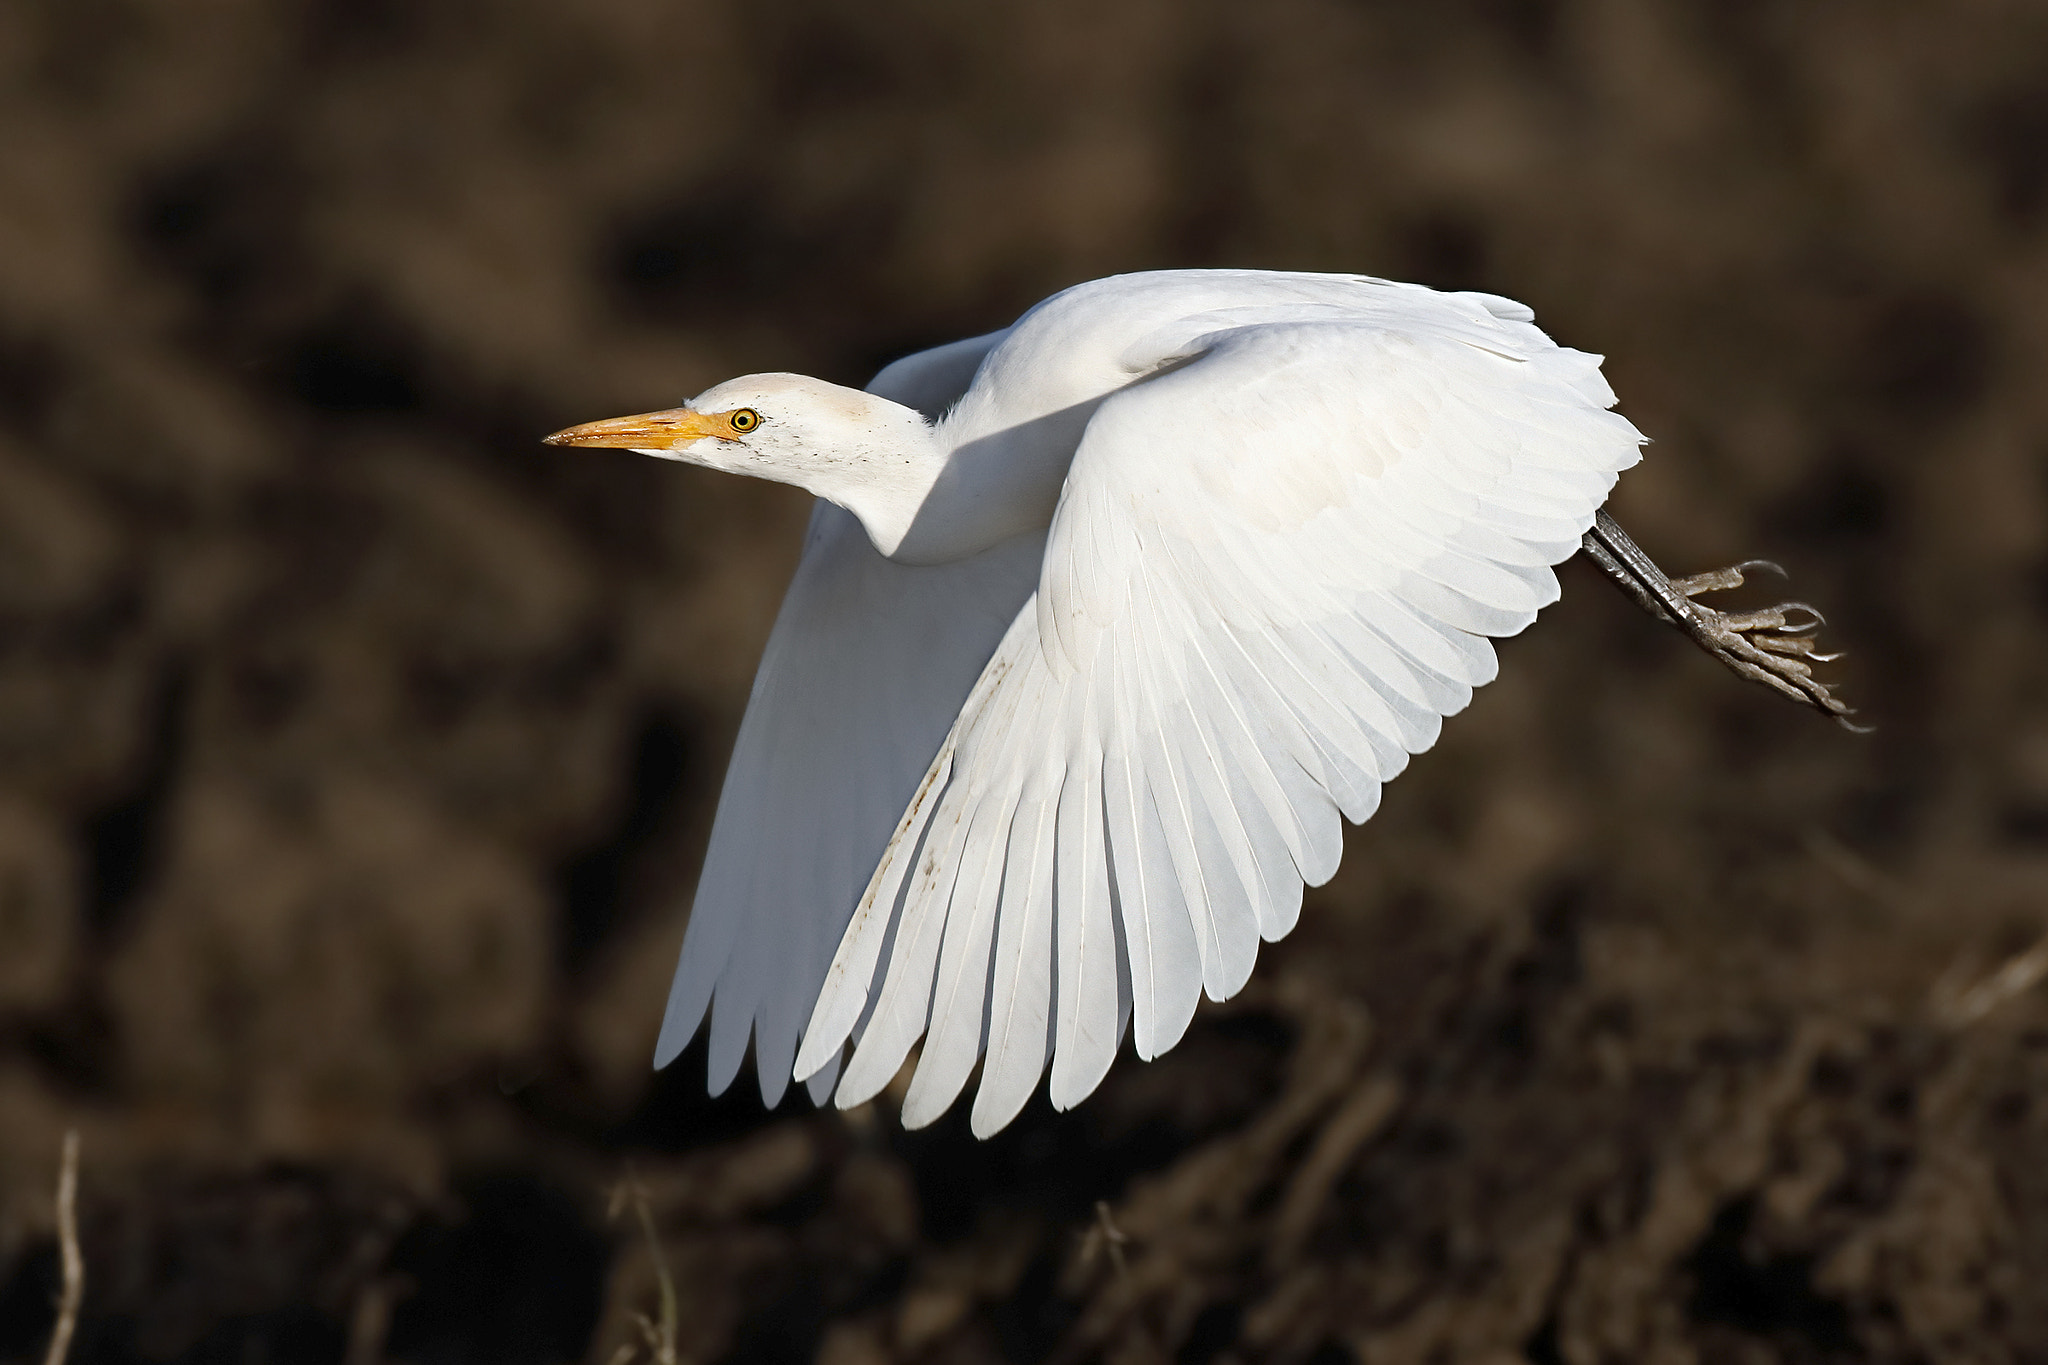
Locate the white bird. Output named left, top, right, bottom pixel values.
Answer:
left=547, top=269, right=1849, bottom=1138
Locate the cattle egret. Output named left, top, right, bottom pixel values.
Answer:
left=547, top=270, right=1850, bottom=1137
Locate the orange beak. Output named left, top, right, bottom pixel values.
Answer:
left=542, top=407, right=725, bottom=450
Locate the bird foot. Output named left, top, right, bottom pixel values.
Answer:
left=1672, top=562, right=1864, bottom=729
left=1580, top=512, right=1863, bottom=730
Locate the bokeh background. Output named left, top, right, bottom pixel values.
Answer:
left=2, top=0, right=2046, bottom=1361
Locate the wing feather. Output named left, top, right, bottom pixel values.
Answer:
left=972, top=767, right=1059, bottom=1135
left=1048, top=740, right=1122, bottom=1109
left=1101, top=634, right=1207, bottom=1061
left=898, top=783, right=1012, bottom=1127
left=832, top=799, right=971, bottom=1106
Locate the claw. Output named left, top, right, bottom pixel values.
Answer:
left=1771, top=603, right=1826, bottom=631
left=1753, top=636, right=1845, bottom=664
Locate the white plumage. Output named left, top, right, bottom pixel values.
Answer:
left=546, top=269, right=1644, bottom=1136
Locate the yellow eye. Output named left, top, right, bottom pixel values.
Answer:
left=728, top=408, right=760, bottom=433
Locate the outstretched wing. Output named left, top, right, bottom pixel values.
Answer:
left=795, top=290, right=1644, bottom=1135
left=655, top=331, right=1042, bottom=1105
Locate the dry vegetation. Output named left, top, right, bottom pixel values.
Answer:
left=2, top=0, right=2047, bottom=1361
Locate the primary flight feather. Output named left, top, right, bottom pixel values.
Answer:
left=546, top=268, right=1845, bottom=1138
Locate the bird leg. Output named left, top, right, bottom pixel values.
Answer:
left=1580, top=508, right=1860, bottom=728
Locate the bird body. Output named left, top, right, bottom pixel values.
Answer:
left=548, top=269, right=1646, bottom=1136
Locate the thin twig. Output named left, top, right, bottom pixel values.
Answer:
left=608, top=1168, right=681, bottom=1365
left=344, top=1277, right=392, bottom=1365
left=1936, top=932, right=2048, bottom=1027
left=42, top=1130, right=81, bottom=1365
left=631, top=1182, right=679, bottom=1365
left=1078, top=1200, right=1130, bottom=1283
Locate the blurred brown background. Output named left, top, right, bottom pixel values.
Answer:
left=1, top=0, right=2045, bottom=1361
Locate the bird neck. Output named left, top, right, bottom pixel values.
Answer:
left=786, top=381, right=1092, bottom=566
left=777, top=394, right=950, bottom=560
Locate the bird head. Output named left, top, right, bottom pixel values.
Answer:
left=546, top=372, right=944, bottom=556
left=543, top=373, right=930, bottom=483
